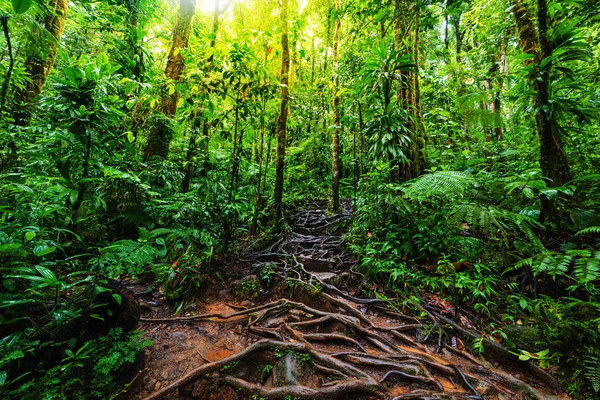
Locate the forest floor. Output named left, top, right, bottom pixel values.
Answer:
left=123, top=201, right=570, bottom=400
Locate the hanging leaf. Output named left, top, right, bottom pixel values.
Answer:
left=12, top=0, right=31, bottom=14
left=33, top=245, right=56, bottom=257
left=69, top=190, right=78, bottom=205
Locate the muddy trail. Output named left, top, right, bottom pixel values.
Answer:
left=125, top=201, right=569, bottom=400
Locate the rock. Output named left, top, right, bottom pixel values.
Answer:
left=273, top=352, right=301, bottom=386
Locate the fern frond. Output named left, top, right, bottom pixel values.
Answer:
left=572, top=251, right=600, bottom=284
left=402, top=171, right=474, bottom=201
left=452, top=203, right=544, bottom=251
left=576, top=226, right=600, bottom=235
left=584, top=350, right=600, bottom=393
left=145, top=228, right=173, bottom=239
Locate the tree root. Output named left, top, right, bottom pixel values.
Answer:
left=223, top=376, right=380, bottom=399
left=142, top=339, right=378, bottom=400
left=140, top=248, right=564, bottom=400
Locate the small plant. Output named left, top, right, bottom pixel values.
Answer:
left=239, top=278, right=260, bottom=299
left=262, top=364, right=273, bottom=374
left=223, top=361, right=239, bottom=370
left=260, top=263, right=276, bottom=285
left=509, top=348, right=553, bottom=368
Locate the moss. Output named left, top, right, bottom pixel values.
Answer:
left=503, top=324, right=548, bottom=353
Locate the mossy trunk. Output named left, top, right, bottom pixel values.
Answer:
left=273, top=0, right=290, bottom=218
left=143, top=0, right=195, bottom=161
left=13, top=0, right=69, bottom=124
left=394, top=0, right=426, bottom=182
left=513, top=0, right=572, bottom=187
left=331, top=0, right=341, bottom=213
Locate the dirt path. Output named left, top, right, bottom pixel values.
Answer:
left=125, top=202, right=569, bottom=400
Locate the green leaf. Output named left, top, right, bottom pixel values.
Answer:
left=70, top=190, right=78, bottom=206
left=0, top=370, right=6, bottom=385
left=36, top=266, right=58, bottom=284
left=519, top=298, right=527, bottom=310
left=12, top=0, right=31, bottom=14
left=0, top=299, right=37, bottom=308
left=519, top=353, right=531, bottom=361
left=0, top=243, right=22, bottom=252
left=127, top=131, right=135, bottom=143
left=536, top=349, right=550, bottom=357
left=64, top=67, right=84, bottom=86
left=112, top=293, right=122, bottom=305
left=33, top=245, right=56, bottom=257
left=25, top=231, right=36, bottom=242
left=94, top=285, right=110, bottom=296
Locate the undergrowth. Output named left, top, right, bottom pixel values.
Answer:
left=349, top=168, right=600, bottom=398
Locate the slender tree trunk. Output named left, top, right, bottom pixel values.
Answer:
left=0, top=16, right=14, bottom=111
left=251, top=97, right=267, bottom=234
left=331, top=0, right=341, bottom=212
left=453, top=18, right=462, bottom=63
left=144, top=0, right=195, bottom=161
left=512, top=0, right=571, bottom=187
left=228, top=81, right=241, bottom=203
left=411, top=8, right=426, bottom=177
left=273, top=0, right=290, bottom=218
left=125, top=0, right=144, bottom=80
left=394, top=0, right=426, bottom=181
left=483, top=43, right=505, bottom=142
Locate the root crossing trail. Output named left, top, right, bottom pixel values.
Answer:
left=128, top=201, right=569, bottom=400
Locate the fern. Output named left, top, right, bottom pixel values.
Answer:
left=577, top=226, right=600, bottom=235
left=511, top=250, right=600, bottom=292
left=96, top=240, right=160, bottom=277
left=572, top=251, right=600, bottom=285
left=452, top=203, right=545, bottom=252
left=584, top=350, right=600, bottom=393
left=402, top=171, right=475, bottom=201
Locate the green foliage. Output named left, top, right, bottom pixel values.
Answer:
left=402, top=171, right=475, bottom=201
left=583, top=349, right=600, bottom=394
left=511, top=250, right=600, bottom=295
left=3, top=328, right=151, bottom=400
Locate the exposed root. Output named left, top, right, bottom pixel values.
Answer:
left=139, top=203, right=565, bottom=400
left=223, top=376, right=380, bottom=399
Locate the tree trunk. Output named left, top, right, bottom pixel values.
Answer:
left=394, top=0, right=426, bottom=181
left=125, top=0, right=143, bottom=80
left=13, top=0, right=69, bottom=124
left=273, top=0, right=290, bottom=218
left=143, top=0, right=195, bottom=161
left=512, top=0, right=571, bottom=187
left=181, top=0, right=224, bottom=191
left=0, top=16, right=14, bottom=111
left=331, top=0, right=341, bottom=213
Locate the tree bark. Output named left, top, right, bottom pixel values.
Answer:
left=331, top=0, right=341, bottom=213
left=126, top=0, right=144, bottom=80
left=273, top=0, right=290, bottom=218
left=512, top=0, right=571, bottom=187
left=394, top=0, right=426, bottom=181
left=13, top=0, right=69, bottom=123
left=143, top=0, right=195, bottom=161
